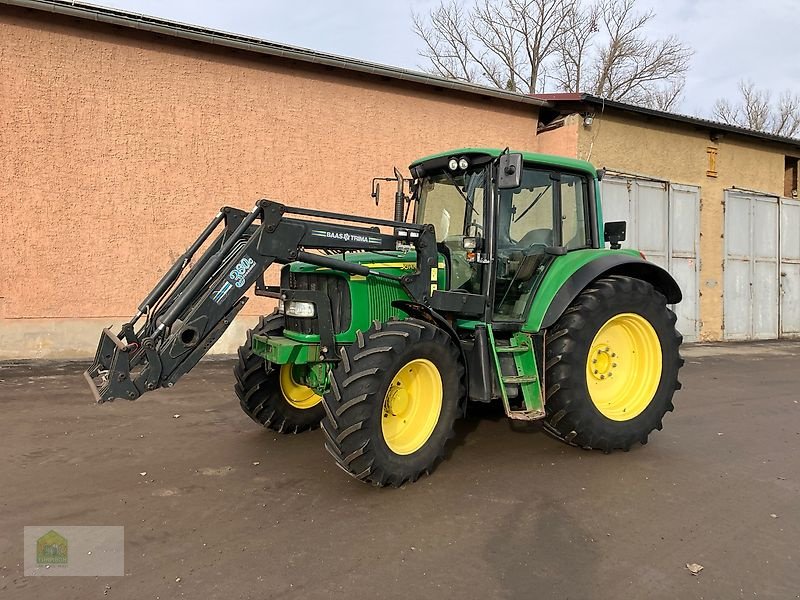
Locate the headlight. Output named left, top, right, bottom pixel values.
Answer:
left=462, top=236, right=479, bottom=250
left=458, top=157, right=469, bottom=170
left=284, top=301, right=316, bottom=318
left=448, top=158, right=459, bottom=171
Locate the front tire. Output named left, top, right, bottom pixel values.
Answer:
left=543, top=275, right=683, bottom=451
left=233, top=312, right=325, bottom=434
left=321, top=318, right=464, bottom=487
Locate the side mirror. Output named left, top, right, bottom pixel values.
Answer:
left=498, top=153, right=523, bottom=189
left=604, top=221, right=627, bottom=250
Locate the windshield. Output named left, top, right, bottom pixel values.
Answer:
left=416, top=168, right=486, bottom=242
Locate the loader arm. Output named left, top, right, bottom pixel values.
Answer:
left=84, top=198, right=438, bottom=403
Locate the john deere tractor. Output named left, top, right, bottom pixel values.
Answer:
left=86, top=148, right=683, bottom=487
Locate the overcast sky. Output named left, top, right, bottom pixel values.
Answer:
left=99, top=0, right=800, bottom=118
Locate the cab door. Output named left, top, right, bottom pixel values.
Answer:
left=492, top=168, right=591, bottom=322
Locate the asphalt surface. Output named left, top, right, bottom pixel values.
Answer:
left=1, top=342, right=799, bottom=600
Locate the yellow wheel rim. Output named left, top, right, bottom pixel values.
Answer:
left=585, top=313, right=662, bottom=421
left=381, top=358, right=443, bottom=455
left=279, top=364, right=323, bottom=410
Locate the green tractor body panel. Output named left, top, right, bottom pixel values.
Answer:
left=253, top=334, right=320, bottom=365
left=255, top=247, right=644, bottom=364
left=521, top=248, right=641, bottom=333
left=253, top=251, right=446, bottom=357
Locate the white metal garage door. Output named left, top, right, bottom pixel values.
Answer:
left=780, top=198, right=800, bottom=337
left=723, top=191, right=780, bottom=340
left=601, top=176, right=700, bottom=341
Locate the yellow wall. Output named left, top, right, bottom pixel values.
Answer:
left=570, top=111, right=792, bottom=340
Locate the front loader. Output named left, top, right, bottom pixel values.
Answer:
left=86, top=148, right=683, bottom=487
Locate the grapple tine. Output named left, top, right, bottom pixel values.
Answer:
left=86, top=327, right=119, bottom=376
left=83, top=328, right=139, bottom=403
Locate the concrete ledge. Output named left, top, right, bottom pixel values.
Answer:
left=0, top=316, right=261, bottom=359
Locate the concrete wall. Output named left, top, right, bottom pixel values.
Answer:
left=540, top=110, right=793, bottom=341
left=0, top=7, right=539, bottom=358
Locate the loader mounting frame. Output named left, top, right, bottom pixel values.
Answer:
left=84, top=199, right=438, bottom=403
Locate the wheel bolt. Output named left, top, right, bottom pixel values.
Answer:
left=600, top=375, right=605, bottom=379
left=592, top=359, right=597, bottom=364
left=612, top=363, right=617, bottom=368
left=611, top=353, right=617, bottom=358
left=594, top=369, right=599, bottom=374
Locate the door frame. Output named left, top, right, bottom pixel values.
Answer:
left=600, top=174, right=701, bottom=341
left=722, top=189, right=780, bottom=340
left=780, top=196, right=800, bottom=338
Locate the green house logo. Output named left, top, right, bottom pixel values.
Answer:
left=36, top=530, right=68, bottom=565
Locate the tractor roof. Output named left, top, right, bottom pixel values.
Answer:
left=409, top=148, right=597, bottom=178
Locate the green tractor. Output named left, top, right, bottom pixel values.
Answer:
left=86, top=148, right=683, bottom=487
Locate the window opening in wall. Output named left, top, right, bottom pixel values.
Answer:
left=785, top=156, right=798, bottom=198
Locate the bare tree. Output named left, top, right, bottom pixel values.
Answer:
left=713, top=81, right=800, bottom=138
left=412, top=0, right=692, bottom=109
left=589, top=0, right=691, bottom=107
left=412, top=0, right=570, bottom=93
left=550, top=0, right=600, bottom=94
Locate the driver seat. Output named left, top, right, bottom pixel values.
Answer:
left=517, top=228, right=553, bottom=248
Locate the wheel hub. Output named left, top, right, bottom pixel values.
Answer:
left=590, top=345, right=618, bottom=380
left=279, top=364, right=323, bottom=410
left=384, top=383, right=410, bottom=416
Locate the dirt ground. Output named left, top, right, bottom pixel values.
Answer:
left=1, top=342, right=799, bottom=600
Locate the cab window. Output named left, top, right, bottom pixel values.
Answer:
left=493, top=168, right=591, bottom=320
left=561, top=173, right=590, bottom=250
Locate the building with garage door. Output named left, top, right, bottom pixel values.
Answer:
left=535, top=94, right=800, bottom=342
left=2, top=0, right=799, bottom=358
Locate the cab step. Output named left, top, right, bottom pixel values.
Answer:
left=486, top=325, right=545, bottom=421
left=495, top=344, right=529, bottom=354
left=502, top=375, right=538, bottom=385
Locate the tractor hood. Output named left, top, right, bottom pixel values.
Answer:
left=289, top=251, right=424, bottom=276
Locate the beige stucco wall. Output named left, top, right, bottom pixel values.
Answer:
left=535, top=113, right=580, bottom=157
left=0, top=7, right=539, bottom=358
left=569, top=111, right=790, bottom=341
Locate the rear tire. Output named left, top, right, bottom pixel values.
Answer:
left=321, top=318, right=464, bottom=487
left=543, top=275, right=683, bottom=451
left=233, top=312, right=325, bottom=434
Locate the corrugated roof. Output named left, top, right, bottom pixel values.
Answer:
left=0, top=0, right=547, bottom=108
left=533, top=93, right=800, bottom=149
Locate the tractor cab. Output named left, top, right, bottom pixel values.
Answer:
left=409, top=149, right=600, bottom=323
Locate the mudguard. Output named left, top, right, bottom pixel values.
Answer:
left=539, top=255, right=682, bottom=331
left=392, top=299, right=470, bottom=406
